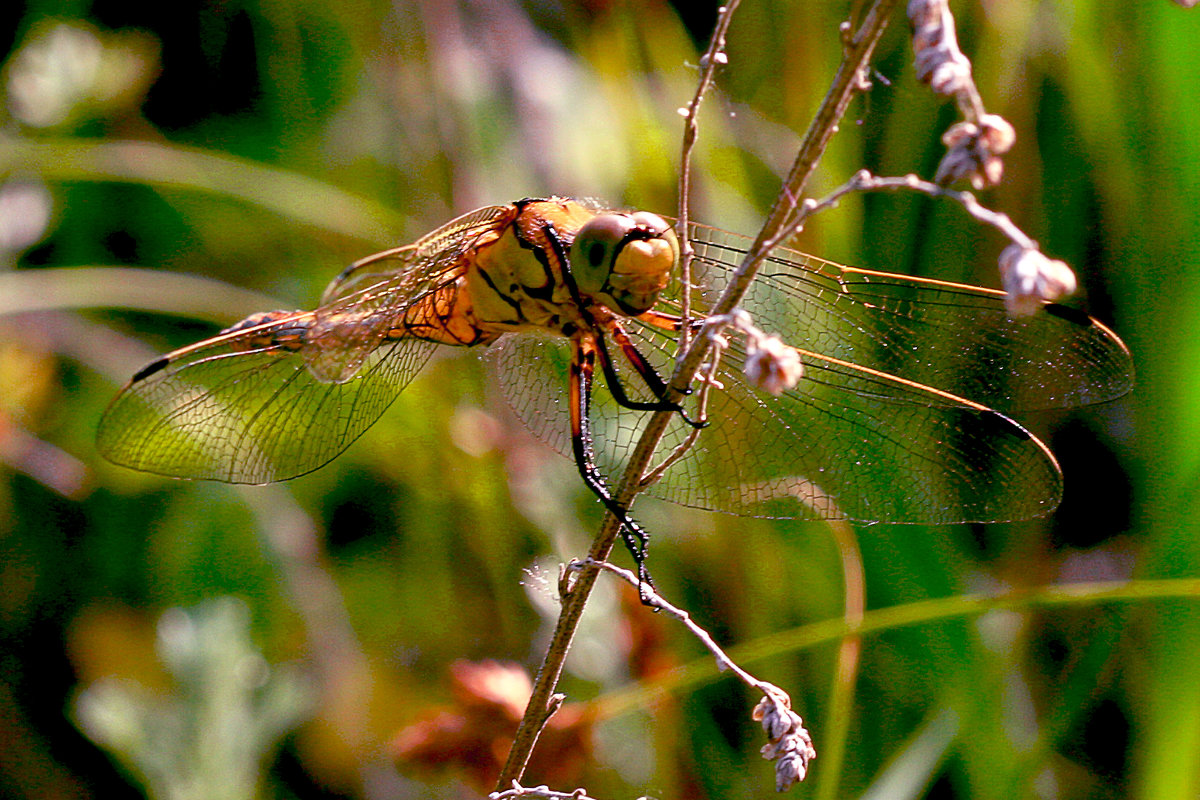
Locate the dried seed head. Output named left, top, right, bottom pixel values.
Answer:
left=935, top=115, right=1016, bottom=189
left=753, top=694, right=794, bottom=741
left=775, top=749, right=813, bottom=791
left=909, top=0, right=973, bottom=96
left=752, top=688, right=816, bottom=791
left=998, top=244, right=1078, bottom=316
left=978, top=114, right=1016, bottom=153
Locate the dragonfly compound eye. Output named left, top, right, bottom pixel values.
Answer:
left=570, top=212, right=678, bottom=317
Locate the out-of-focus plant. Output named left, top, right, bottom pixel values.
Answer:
left=73, top=597, right=312, bottom=800
left=3, top=21, right=159, bottom=131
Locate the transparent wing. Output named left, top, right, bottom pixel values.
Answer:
left=98, top=204, right=518, bottom=483
left=489, top=329, right=1061, bottom=524
left=488, top=223, right=1133, bottom=524
left=306, top=205, right=514, bottom=382
left=97, top=312, right=439, bottom=483
left=321, top=205, right=513, bottom=305
left=685, top=223, right=1133, bottom=412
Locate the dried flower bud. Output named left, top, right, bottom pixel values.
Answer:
left=926, top=56, right=972, bottom=96
left=744, top=334, right=803, bottom=396
left=935, top=116, right=1016, bottom=189
left=978, top=114, right=1016, bottom=154
left=752, top=688, right=816, bottom=791
left=909, top=0, right=972, bottom=96
left=775, top=750, right=813, bottom=791
left=998, top=244, right=1077, bottom=316
left=754, top=694, right=794, bottom=741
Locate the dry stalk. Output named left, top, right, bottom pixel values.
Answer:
left=577, top=558, right=817, bottom=789
left=783, top=170, right=1078, bottom=314
left=675, top=0, right=742, bottom=350
left=496, top=1, right=899, bottom=791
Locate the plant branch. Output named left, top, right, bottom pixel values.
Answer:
left=497, top=2, right=899, bottom=790
left=591, top=578, right=1200, bottom=722
left=908, top=0, right=1016, bottom=189
left=675, top=0, right=741, bottom=351
left=786, top=169, right=1079, bottom=314
left=577, top=559, right=816, bottom=789
left=490, top=783, right=598, bottom=800
left=665, top=0, right=900, bottom=406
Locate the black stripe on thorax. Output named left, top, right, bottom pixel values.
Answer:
left=510, top=211, right=567, bottom=302
left=474, top=263, right=525, bottom=318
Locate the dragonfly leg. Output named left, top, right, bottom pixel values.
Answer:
left=636, top=308, right=691, bottom=333
left=571, top=338, right=656, bottom=592
left=598, top=322, right=706, bottom=430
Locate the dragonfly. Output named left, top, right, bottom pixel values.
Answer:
left=97, top=197, right=1133, bottom=570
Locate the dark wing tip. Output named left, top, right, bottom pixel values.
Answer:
left=1044, top=303, right=1136, bottom=402
left=131, top=356, right=169, bottom=383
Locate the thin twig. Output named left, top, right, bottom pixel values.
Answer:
left=578, top=558, right=758, bottom=683
left=756, top=0, right=901, bottom=245
left=639, top=315, right=731, bottom=487
left=658, top=0, right=901, bottom=417
left=578, top=559, right=816, bottom=789
left=784, top=169, right=1037, bottom=249
left=490, top=782, right=598, bottom=800
left=772, top=169, right=1078, bottom=315
left=675, top=0, right=742, bottom=352
left=496, top=3, right=898, bottom=790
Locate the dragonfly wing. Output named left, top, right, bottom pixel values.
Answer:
left=473, top=218, right=1131, bottom=524
left=100, top=204, right=516, bottom=484
left=618, top=317, right=1061, bottom=523
left=321, top=205, right=514, bottom=305
left=304, top=205, right=516, bottom=382
left=489, top=324, right=1060, bottom=524
left=97, top=316, right=438, bottom=483
left=484, top=333, right=573, bottom=457
left=685, top=223, right=1134, bottom=412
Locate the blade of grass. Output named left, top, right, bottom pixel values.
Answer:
left=0, top=266, right=285, bottom=324
left=0, top=136, right=406, bottom=246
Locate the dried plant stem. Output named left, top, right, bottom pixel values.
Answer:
left=496, top=2, right=899, bottom=790
left=758, top=0, right=901, bottom=244
left=640, top=316, right=732, bottom=486
left=576, top=558, right=769, bottom=688
left=577, top=559, right=816, bottom=788
left=795, top=169, right=1039, bottom=249
left=675, top=0, right=741, bottom=350
left=491, top=783, right=598, bottom=800
left=667, top=0, right=900, bottom=404
left=676, top=0, right=739, bottom=350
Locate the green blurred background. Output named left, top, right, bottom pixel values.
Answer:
left=1, top=1, right=1197, bottom=798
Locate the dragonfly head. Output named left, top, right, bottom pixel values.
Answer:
left=569, top=211, right=678, bottom=316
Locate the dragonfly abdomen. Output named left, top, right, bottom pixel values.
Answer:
left=223, top=310, right=308, bottom=352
